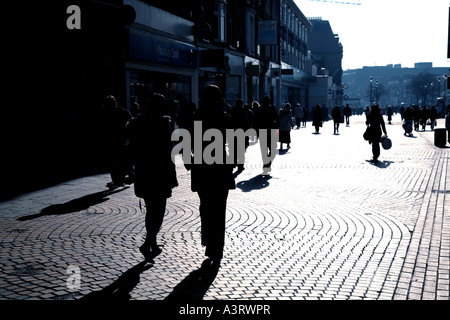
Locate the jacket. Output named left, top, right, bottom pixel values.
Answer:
left=127, top=113, right=178, bottom=198
left=279, top=108, right=294, bottom=132
left=190, top=109, right=236, bottom=192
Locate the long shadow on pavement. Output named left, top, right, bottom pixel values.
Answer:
left=236, top=175, right=272, bottom=192
left=365, top=160, right=395, bottom=169
left=17, top=186, right=129, bottom=221
left=81, top=261, right=153, bottom=300
left=165, top=260, right=218, bottom=301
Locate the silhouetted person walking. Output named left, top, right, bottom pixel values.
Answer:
left=332, top=106, right=341, bottom=134
left=188, top=85, right=236, bottom=270
left=127, top=93, right=178, bottom=262
left=429, top=106, right=438, bottom=130
left=344, top=104, right=352, bottom=126
left=366, top=103, right=387, bottom=161
left=413, top=105, right=420, bottom=131
left=446, top=107, right=450, bottom=144
left=302, top=106, right=308, bottom=127
left=278, top=103, right=294, bottom=150
left=293, top=103, right=304, bottom=129
left=386, top=105, right=393, bottom=124
left=420, top=106, right=429, bottom=131
left=230, top=98, right=250, bottom=171
left=364, top=106, right=370, bottom=120
left=403, top=106, right=414, bottom=136
left=312, top=105, right=322, bottom=134
left=253, top=96, right=279, bottom=175
left=103, top=95, right=132, bottom=189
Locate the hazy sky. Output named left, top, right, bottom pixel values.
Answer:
left=295, top=0, right=450, bottom=70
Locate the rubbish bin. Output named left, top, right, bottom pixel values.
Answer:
left=434, top=128, right=446, bottom=147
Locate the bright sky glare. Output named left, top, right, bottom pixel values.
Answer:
left=295, top=0, right=450, bottom=70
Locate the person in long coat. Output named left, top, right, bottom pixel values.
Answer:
left=312, top=105, right=322, bottom=134
left=188, top=85, right=236, bottom=270
left=366, top=103, right=387, bottom=161
left=293, top=103, right=304, bottom=129
left=127, top=93, right=178, bottom=261
left=278, top=103, right=294, bottom=150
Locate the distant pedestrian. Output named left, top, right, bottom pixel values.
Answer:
left=230, top=99, right=250, bottom=171
left=446, top=107, right=450, bottom=144
left=312, top=105, right=322, bottom=134
left=429, top=106, right=438, bottom=130
left=344, top=104, right=352, bottom=126
left=102, top=95, right=132, bottom=189
left=386, top=106, right=393, bottom=124
left=413, top=105, right=420, bottom=131
left=244, top=103, right=254, bottom=135
left=278, top=103, right=294, bottom=150
left=332, top=105, right=341, bottom=134
left=420, top=106, right=429, bottom=131
left=188, top=85, right=236, bottom=270
left=366, top=103, right=387, bottom=161
left=126, top=93, right=178, bottom=262
left=402, top=106, right=414, bottom=136
left=293, top=103, right=304, bottom=129
left=399, top=105, right=405, bottom=121
left=302, top=106, right=308, bottom=127
left=253, top=96, right=279, bottom=174
left=364, top=105, right=370, bottom=120
left=250, top=101, right=260, bottom=142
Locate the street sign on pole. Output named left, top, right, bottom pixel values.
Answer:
left=258, top=21, right=277, bottom=45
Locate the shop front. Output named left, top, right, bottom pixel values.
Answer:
left=198, top=49, right=245, bottom=107
left=281, top=67, right=311, bottom=108
left=126, top=27, right=198, bottom=118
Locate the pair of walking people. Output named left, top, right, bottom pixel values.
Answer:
left=127, top=86, right=235, bottom=270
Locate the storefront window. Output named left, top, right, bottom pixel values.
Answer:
left=129, top=69, right=191, bottom=119
left=226, top=75, right=241, bottom=105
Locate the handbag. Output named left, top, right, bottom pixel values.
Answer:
left=363, top=125, right=372, bottom=141
left=381, top=135, right=392, bottom=150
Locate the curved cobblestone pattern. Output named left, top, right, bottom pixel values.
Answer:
left=0, top=115, right=448, bottom=300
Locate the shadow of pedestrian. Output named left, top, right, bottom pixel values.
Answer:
left=365, top=160, right=394, bottom=169
left=17, top=187, right=129, bottom=221
left=81, top=261, right=152, bottom=300
left=165, top=260, right=218, bottom=301
left=236, top=174, right=272, bottom=192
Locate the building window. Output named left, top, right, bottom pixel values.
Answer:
left=215, top=1, right=227, bottom=42
left=246, top=12, right=256, bottom=55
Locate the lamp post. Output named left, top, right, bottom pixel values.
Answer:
left=438, top=77, right=441, bottom=98
left=369, top=76, right=373, bottom=105
left=375, top=80, right=379, bottom=104
left=444, top=74, right=448, bottom=102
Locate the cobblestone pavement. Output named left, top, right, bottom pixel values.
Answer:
left=0, top=115, right=448, bottom=301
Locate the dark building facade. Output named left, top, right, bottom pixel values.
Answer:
left=308, top=18, right=344, bottom=106
left=3, top=0, right=134, bottom=199
left=4, top=0, right=319, bottom=198
left=126, top=0, right=282, bottom=108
